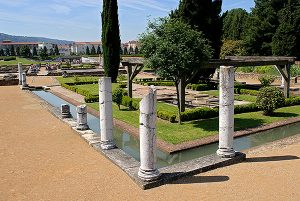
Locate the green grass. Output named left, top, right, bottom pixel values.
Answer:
left=201, top=90, right=257, bottom=102
left=0, top=57, right=57, bottom=65
left=73, top=83, right=119, bottom=96
left=56, top=76, right=99, bottom=84
left=88, top=102, right=300, bottom=145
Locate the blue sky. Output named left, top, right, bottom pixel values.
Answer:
left=0, top=0, right=255, bottom=42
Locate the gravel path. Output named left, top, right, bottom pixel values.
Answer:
left=0, top=85, right=299, bottom=200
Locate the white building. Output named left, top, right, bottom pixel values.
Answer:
left=57, top=44, right=71, bottom=56
left=71, top=42, right=102, bottom=55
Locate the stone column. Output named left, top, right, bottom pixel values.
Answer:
left=76, top=105, right=89, bottom=130
left=138, top=86, right=160, bottom=181
left=281, top=76, right=285, bottom=87
left=217, top=66, right=236, bottom=158
left=61, top=104, right=71, bottom=118
left=99, top=77, right=115, bottom=150
left=18, top=63, right=23, bottom=85
left=21, top=72, right=28, bottom=88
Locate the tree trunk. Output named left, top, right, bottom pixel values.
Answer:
left=178, top=78, right=186, bottom=112
left=175, top=82, right=182, bottom=124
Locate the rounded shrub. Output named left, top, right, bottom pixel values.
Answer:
left=112, top=87, right=124, bottom=110
left=256, top=86, right=285, bottom=115
left=258, top=75, right=275, bottom=87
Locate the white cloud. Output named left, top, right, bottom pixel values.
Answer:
left=50, top=4, right=71, bottom=15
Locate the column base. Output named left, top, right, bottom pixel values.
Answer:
left=217, top=148, right=236, bottom=158
left=138, top=168, right=161, bottom=181
left=61, top=113, right=71, bottom=118
left=101, top=140, right=116, bottom=150
left=76, top=124, right=89, bottom=131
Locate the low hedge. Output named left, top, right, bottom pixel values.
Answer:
left=234, top=88, right=259, bottom=96
left=121, top=96, right=139, bottom=110
left=186, top=83, right=217, bottom=91
left=144, top=81, right=175, bottom=86
left=157, top=111, right=176, bottom=123
left=85, top=95, right=99, bottom=103
left=0, top=56, right=16, bottom=61
left=181, top=107, right=219, bottom=122
left=285, top=96, right=300, bottom=106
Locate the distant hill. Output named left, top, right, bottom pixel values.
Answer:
left=0, top=33, right=74, bottom=44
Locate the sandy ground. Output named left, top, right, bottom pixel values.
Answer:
left=0, top=85, right=300, bottom=200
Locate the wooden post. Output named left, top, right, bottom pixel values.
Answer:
left=178, top=78, right=185, bottom=112
left=284, top=64, right=291, bottom=98
left=127, top=64, right=133, bottom=98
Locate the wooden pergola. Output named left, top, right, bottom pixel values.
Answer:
left=121, top=56, right=296, bottom=98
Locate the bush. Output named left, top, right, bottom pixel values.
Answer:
left=121, top=96, right=139, bottom=110
left=239, top=89, right=259, bottom=96
left=157, top=111, right=176, bottom=123
left=258, top=75, right=275, bottom=87
left=234, top=103, right=259, bottom=114
left=256, top=87, right=285, bottom=115
left=112, top=88, right=124, bottom=110
left=181, top=107, right=219, bottom=121
left=0, top=56, right=16, bottom=61
left=285, top=96, right=300, bottom=106
left=186, top=83, right=217, bottom=91
left=84, top=95, right=99, bottom=103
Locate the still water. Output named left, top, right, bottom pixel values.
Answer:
left=33, top=90, right=300, bottom=168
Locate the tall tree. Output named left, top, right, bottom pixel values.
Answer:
left=222, top=8, right=249, bottom=40
left=49, top=48, right=54, bottom=56
left=20, top=46, right=31, bottom=58
left=39, top=46, right=48, bottom=60
left=140, top=18, right=213, bottom=117
left=16, top=47, right=20, bottom=56
left=134, top=46, right=139, bottom=54
left=171, top=0, right=223, bottom=80
left=86, top=46, right=90, bottom=55
left=123, top=46, right=128, bottom=55
left=54, top=45, right=60, bottom=55
left=5, top=48, right=10, bottom=56
left=102, top=0, right=121, bottom=82
left=91, top=45, right=96, bottom=55
left=0, top=49, right=4, bottom=56
left=129, top=46, right=133, bottom=54
left=32, top=47, right=38, bottom=56
left=97, top=45, right=101, bottom=54
left=10, top=45, right=15, bottom=56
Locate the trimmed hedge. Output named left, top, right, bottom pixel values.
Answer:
left=181, top=107, right=219, bottom=121
left=0, top=56, right=16, bottom=61
left=186, top=83, right=217, bottom=91
left=144, top=81, right=175, bottom=86
left=285, top=96, right=300, bottom=106
left=121, top=96, right=139, bottom=110
left=157, top=111, right=176, bottom=123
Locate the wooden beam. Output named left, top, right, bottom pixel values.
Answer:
left=225, top=56, right=296, bottom=62
left=275, top=65, right=288, bottom=81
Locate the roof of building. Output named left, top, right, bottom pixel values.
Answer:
left=74, top=42, right=101, bottom=45
left=0, top=42, right=39, bottom=45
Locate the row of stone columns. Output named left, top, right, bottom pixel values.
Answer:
left=59, top=71, right=236, bottom=181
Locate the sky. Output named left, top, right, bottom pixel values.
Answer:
left=0, top=0, right=255, bottom=42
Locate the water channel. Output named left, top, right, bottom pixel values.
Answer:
left=33, top=90, right=300, bottom=168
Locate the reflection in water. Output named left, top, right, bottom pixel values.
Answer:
left=33, top=91, right=300, bottom=168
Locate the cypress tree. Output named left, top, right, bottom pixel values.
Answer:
left=129, top=46, right=133, bottom=54
left=54, top=45, right=60, bottom=55
left=5, top=48, right=10, bottom=56
left=32, top=47, right=38, bottom=56
left=123, top=46, right=128, bottom=55
left=91, top=45, right=96, bottom=55
left=16, top=47, right=20, bottom=56
left=102, top=0, right=121, bottom=82
left=0, top=49, right=4, bottom=56
left=97, top=45, right=101, bottom=54
left=86, top=46, right=90, bottom=55
left=10, top=45, right=15, bottom=56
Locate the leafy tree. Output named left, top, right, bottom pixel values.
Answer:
left=140, top=18, right=213, bottom=122
left=5, top=48, right=10, bottom=56
left=16, top=47, right=20, bottom=56
left=258, top=75, right=276, bottom=87
left=0, top=49, right=4, bottom=56
left=91, top=45, right=96, bottom=55
left=123, top=47, right=128, bottom=55
left=244, top=0, right=300, bottom=57
left=97, top=45, right=101, bottom=54
left=134, top=46, right=139, bottom=54
left=54, top=45, right=60, bottom=55
left=256, top=86, right=285, bottom=115
left=222, top=8, right=249, bottom=40
left=32, top=47, right=38, bottom=56
left=85, top=46, right=90, bottom=55
left=10, top=45, right=15, bottom=56
left=171, top=0, right=223, bottom=81
left=220, top=40, right=245, bottom=58
left=102, top=0, right=121, bottom=83
left=20, top=46, right=31, bottom=57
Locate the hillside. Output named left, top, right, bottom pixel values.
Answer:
left=0, top=33, right=73, bottom=44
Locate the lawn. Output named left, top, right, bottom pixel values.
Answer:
left=201, top=90, right=257, bottom=102
left=56, top=76, right=99, bottom=84
left=0, top=57, right=57, bottom=65
left=74, top=83, right=119, bottom=96
left=88, top=102, right=300, bottom=144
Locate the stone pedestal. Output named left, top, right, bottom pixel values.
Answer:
left=21, top=72, right=28, bottom=88
left=217, top=66, right=236, bottom=158
left=76, top=105, right=89, bottom=130
left=99, top=77, right=115, bottom=150
left=138, top=87, right=160, bottom=181
left=61, top=104, right=71, bottom=118
left=18, top=63, right=23, bottom=85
